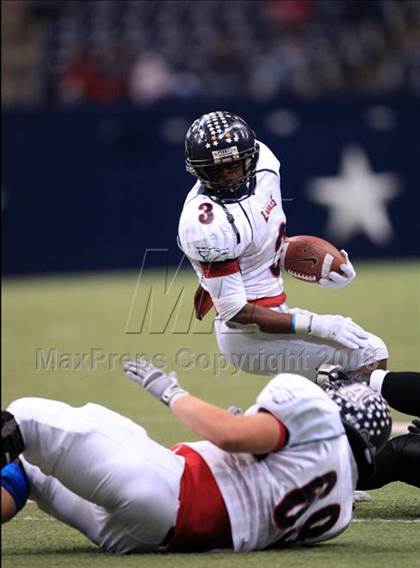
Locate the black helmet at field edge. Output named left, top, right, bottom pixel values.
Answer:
left=326, top=382, right=392, bottom=479
left=185, top=111, right=260, bottom=202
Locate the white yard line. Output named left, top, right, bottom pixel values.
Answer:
left=22, top=516, right=56, bottom=521
left=353, top=519, right=420, bottom=523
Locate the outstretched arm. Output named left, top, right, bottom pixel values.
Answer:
left=124, top=359, right=285, bottom=454
left=170, top=394, right=283, bottom=454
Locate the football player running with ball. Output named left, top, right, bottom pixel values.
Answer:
left=178, top=111, right=420, bottom=416
left=2, top=359, right=410, bottom=553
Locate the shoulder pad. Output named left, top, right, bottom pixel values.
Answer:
left=255, top=374, right=344, bottom=447
left=179, top=196, right=240, bottom=262
left=256, top=141, right=280, bottom=175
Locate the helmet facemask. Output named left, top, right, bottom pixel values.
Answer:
left=187, top=150, right=259, bottom=201
left=185, top=111, right=260, bottom=202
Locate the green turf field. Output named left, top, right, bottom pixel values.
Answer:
left=2, top=260, right=420, bottom=567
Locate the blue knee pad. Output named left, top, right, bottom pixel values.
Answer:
left=1, top=461, right=29, bottom=511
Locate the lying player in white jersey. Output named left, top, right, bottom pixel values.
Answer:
left=178, top=111, right=387, bottom=381
left=1, top=361, right=418, bottom=554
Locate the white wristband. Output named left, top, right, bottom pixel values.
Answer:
left=293, top=314, right=312, bottom=334
left=168, top=391, right=189, bottom=408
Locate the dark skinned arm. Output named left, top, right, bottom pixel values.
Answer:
left=230, top=303, right=294, bottom=334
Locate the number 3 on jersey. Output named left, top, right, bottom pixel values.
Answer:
left=198, top=203, right=214, bottom=224
left=270, top=221, right=286, bottom=277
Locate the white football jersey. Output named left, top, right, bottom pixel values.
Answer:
left=178, top=141, right=287, bottom=319
left=186, top=375, right=357, bottom=552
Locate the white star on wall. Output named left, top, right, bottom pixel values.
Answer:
left=306, top=146, right=400, bottom=245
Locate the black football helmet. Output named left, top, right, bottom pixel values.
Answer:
left=326, top=382, right=392, bottom=479
left=185, top=111, right=260, bottom=202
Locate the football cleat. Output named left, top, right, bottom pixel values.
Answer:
left=316, top=364, right=372, bottom=391
left=316, top=364, right=349, bottom=389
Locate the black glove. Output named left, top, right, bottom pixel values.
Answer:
left=407, top=418, right=420, bottom=435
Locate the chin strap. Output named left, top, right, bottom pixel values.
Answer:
left=203, top=178, right=256, bottom=245
left=343, top=421, right=376, bottom=480
left=214, top=197, right=241, bottom=245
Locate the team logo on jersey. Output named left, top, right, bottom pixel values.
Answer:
left=196, top=245, right=230, bottom=262
left=261, top=194, right=277, bottom=222
left=212, top=146, right=239, bottom=163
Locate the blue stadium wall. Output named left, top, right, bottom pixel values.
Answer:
left=2, top=97, right=420, bottom=275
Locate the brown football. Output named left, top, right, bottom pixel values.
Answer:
left=280, top=235, right=345, bottom=283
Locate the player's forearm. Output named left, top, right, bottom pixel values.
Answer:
left=230, top=303, right=294, bottom=334
left=171, top=394, right=279, bottom=454
left=171, top=394, right=244, bottom=449
left=1, top=487, right=17, bottom=523
left=123, top=358, right=283, bottom=453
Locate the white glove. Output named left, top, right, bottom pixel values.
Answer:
left=319, top=250, right=356, bottom=288
left=293, top=313, right=368, bottom=349
left=124, top=358, right=188, bottom=406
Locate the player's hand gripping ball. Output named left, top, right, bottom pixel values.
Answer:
left=280, top=235, right=355, bottom=287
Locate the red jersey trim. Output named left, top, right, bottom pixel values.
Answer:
left=194, top=285, right=214, bottom=320
left=249, top=292, right=287, bottom=308
left=193, top=287, right=286, bottom=321
left=169, top=444, right=233, bottom=552
left=259, top=409, right=289, bottom=452
left=272, top=417, right=288, bottom=452
left=200, top=259, right=240, bottom=278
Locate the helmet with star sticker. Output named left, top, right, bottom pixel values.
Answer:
left=325, top=382, right=392, bottom=478
left=185, top=111, right=260, bottom=202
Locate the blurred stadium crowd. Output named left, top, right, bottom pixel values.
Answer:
left=2, top=0, right=420, bottom=106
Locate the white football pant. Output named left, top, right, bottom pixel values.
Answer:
left=7, top=398, right=185, bottom=554
left=215, top=306, right=388, bottom=379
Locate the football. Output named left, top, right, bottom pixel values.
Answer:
left=280, top=235, right=345, bottom=283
